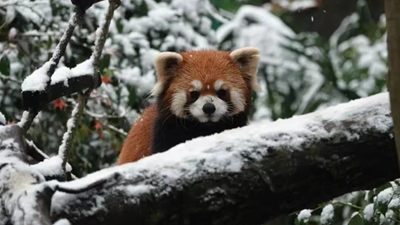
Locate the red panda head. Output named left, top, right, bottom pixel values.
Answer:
left=152, top=47, right=260, bottom=123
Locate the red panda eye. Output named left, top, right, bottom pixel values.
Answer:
left=217, top=89, right=227, bottom=99
left=190, top=91, right=200, bottom=100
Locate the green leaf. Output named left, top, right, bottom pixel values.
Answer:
left=348, top=214, right=364, bottom=225
left=0, top=55, right=10, bottom=75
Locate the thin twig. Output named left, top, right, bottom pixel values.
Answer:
left=26, top=139, right=50, bottom=161
left=105, top=124, right=128, bottom=136
left=58, top=94, right=86, bottom=179
left=206, top=2, right=229, bottom=24
left=0, top=73, right=22, bottom=84
left=85, top=109, right=125, bottom=119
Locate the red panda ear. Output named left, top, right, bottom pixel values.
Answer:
left=152, top=52, right=183, bottom=96
left=229, top=47, right=261, bottom=92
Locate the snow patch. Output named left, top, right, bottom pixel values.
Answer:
left=53, top=219, right=71, bottom=225
left=31, top=156, right=72, bottom=177
left=298, top=209, right=312, bottom=223
left=363, top=204, right=374, bottom=221
left=376, top=188, right=394, bottom=205
left=21, top=62, right=53, bottom=92
left=0, top=112, right=5, bottom=125
left=320, top=204, right=334, bottom=224
left=51, top=58, right=94, bottom=86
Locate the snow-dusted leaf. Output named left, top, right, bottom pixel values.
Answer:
left=0, top=55, right=10, bottom=75
left=0, top=112, right=6, bottom=126
left=348, top=213, right=364, bottom=225
left=363, top=204, right=374, bottom=223
left=320, top=204, right=334, bottom=225
left=374, top=188, right=394, bottom=215
left=296, top=209, right=312, bottom=225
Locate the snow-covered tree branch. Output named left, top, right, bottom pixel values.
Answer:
left=1, top=93, right=397, bottom=225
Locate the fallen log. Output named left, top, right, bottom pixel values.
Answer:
left=47, top=93, right=398, bottom=225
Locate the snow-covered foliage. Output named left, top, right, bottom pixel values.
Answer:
left=0, top=111, right=5, bottom=125
left=297, top=209, right=312, bottom=223
left=217, top=5, right=322, bottom=120
left=0, top=0, right=217, bottom=175
left=217, top=0, right=387, bottom=121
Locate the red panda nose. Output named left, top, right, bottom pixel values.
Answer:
left=202, top=103, right=216, bottom=115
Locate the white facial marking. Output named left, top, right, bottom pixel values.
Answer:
left=214, top=80, right=224, bottom=90
left=207, top=85, right=210, bottom=90
left=151, top=82, right=163, bottom=96
left=189, top=95, right=228, bottom=123
left=192, top=80, right=202, bottom=90
left=230, top=88, right=246, bottom=114
left=171, top=90, right=187, bottom=117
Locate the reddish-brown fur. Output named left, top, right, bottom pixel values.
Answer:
left=118, top=50, right=254, bottom=164
left=162, top=50, right=251, bottom=107
left=117, top=104, right=157, bottom=164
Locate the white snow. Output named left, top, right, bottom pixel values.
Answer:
left=115, top=68, right=156, bottom=95
left=0, top=111, right=5, bottom=125
left=363, top=203, right=374, bottom=221
left=320, top=204, right=334, bottom=225
left=31, top=156, right=72, bottom=177
left=21, top=61, right=53, bottom=92
left=53, top=219, right=71, bottom=225
left=51, top=93, right=392, bottom=215
left=389, top=198, right=400, bottom=209
left=298, top=209, right=312, bottom=223
left=17, top=111, right=29, bottom=128
left=51, top=58, right=94, bottom=86
left=269, top=0, right=318, bottom=12
left=51, top=67, right=72, bottom=86
left=376, top=188, right=394, bottom=205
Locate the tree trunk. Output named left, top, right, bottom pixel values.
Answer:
left=385, top=0, right=400, bottom=173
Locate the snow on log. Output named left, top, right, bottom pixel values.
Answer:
left=0, top=125, right=54, bottom=225
left=50, top=93, right=398, bottom=225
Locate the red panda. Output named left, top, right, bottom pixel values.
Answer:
left=117, top=47, right=260, bottom=165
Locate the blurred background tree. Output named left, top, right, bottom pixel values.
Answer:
left=0, top=0, right=393, bottom=224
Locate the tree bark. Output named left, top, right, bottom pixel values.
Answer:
left=49, top=93, right=398, bottom=225
left=1, top=94, right=397, bottom=225
left=385, top=0, right=400, bottom=173
left=0, top=125, right=54, bottom=225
